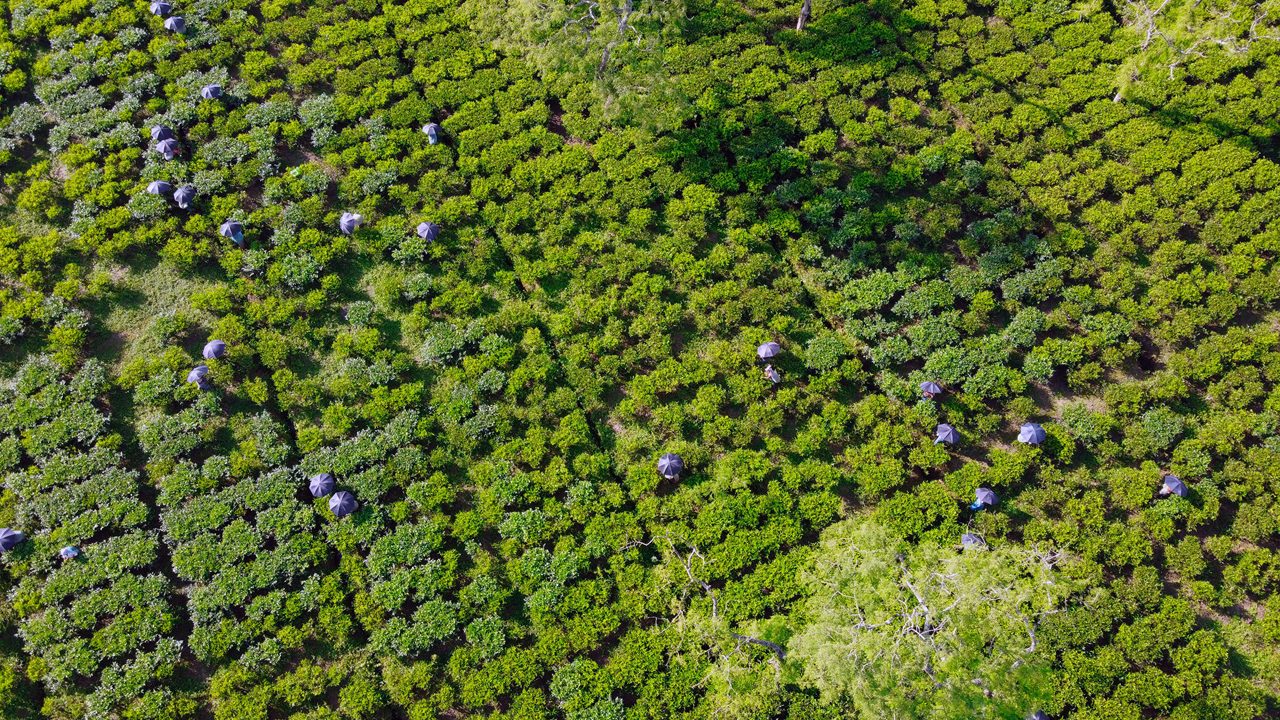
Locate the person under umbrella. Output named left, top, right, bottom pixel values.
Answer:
left=146, top=180, right=173, bottom=196
left=220, top=220, right=245, bottom=248
left=657, top=453, right=684, bottom=480
left=764, top=365, right=781, bottom=384
left=960, top=532, right=984, bottom=549
left=163, top=16, right=185, bottom=33
left=1160, top=474, right=1189, bottom=498
left=757, top=341, right=781, bottom=361
left=339, top=212, right=363, bottom=235
left=59, top=546, right=81, bottom=561
left=187, top=365, right=211, bottom=390
left=200, top=84, right=223, bottom=100
left=155, top=138, right=180, bottom=160
left=1029, top=712, right=1050, bottom=720
left=203, top=340, right=227, bottom=360
left=416, top=222, right=440, bottom=242
left=970, top=487, right=998, bottom=510
left=1017, top=422, right=1046, bottom=445
left=422, top=123, right=441, bottom=144
left=150, top=125, right=174, bottom=142
left=934, top=423, right=958, bottom=445
left=174, top=185, right=196, bottom=209
left=329, top=491, right=358, bottom=517
left=920, top=381, right=943, bottom=399
left=150, top=0, right=171, bottom=16
left=309, top=473, right=336, bottom=498
left=0, top=528, right=25, bottom=552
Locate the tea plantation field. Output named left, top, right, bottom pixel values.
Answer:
left=1, top=0, right=1279, bottom=718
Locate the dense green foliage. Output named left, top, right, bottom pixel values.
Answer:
left=0, top=0, right=1278, bottom=718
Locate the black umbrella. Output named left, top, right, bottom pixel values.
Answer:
left=0, top=528, right=25, bottom=552
left=309, top=473, right=335, bottom=498
left=339, top=212, right=363, bottom=235
left=329, top=491, right=358, bottom=517
left=155, top=138, right=180, bottom=160
left=657, top=453, right=684, bottom=480
left=416, top=222, right=440, bottom=241
left=174, top=185, right=196, bottom=209
left=934, top=423, right=958, bottom=445
left=187, top=365, right=211, bottom=389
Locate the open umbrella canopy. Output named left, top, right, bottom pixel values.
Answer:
left=329, top=491, right=358, bottom=517
left=59, top=546, right=80, bottom=560
left=416, top=222, right=440, bottom=241
left=155, top=138, right=180, bottom=160
left=339, top=212, right=363, bottom=235
left=174, top=185, right=196, bottom=208
left=971, top=487, right=998, bottom=509
left=960, top=532, right=984, bottom=548
left=934, top=423, right=959, bottom=445
left=920, top=381, right=943, bottom=396
left=146, top=180, right=173, bottom=195
left=422, top=123, right=440, bottom=144
left=150, top=125, right=173, bottom=141
left=164, top=16, right=185, bottom=33
left=0, top=528, right=24, bottom=551
left=1029, top=713, right=1050, bottom=720
left=1161, top=474, right=1189, bottom=498
left=149, top=0, right=171, bottom=16
left=219, top=220, right=244, bottom=246
left=202, top=340, right=227, bottom=360
left=764, top=365, right=781, bottom=384
left=1017, top=422, right=1046, bottom=445
left=756, top=341, right=781, bottom=360
left=309, top=473, right=336, bottom=498
left=657, top=453, right=684, bottom=479
left=187, top=365, right=210, bottom=388
left=200, top=84, right=222, bottom=100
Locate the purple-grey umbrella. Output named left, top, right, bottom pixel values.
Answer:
left=329, top=491, right=357, bottom=517
left=149, top=0, right=171, bottom=16
left=174, top=185, right=196, bottom=209
left=416, top=222, right=440, bottom=241
left=960, top=532, right=983, bottom=548
left=309, top=473, right=336, bottom=498
left=150, top=125, right=174, bottom=142
left=200, top=84, right=222, bottom=100
left=935, top=423, right=958, bottom=445
left=220, top=220, right=244, bottom=247
left=59, top=546, right=80, bottom=560
left=164, top=16, right=185, bottom=33
left=1160, top=474, right=1188, bottom=498
left=1029, top=713, right=1050, bottom=720
left=0, top=528, right=24, bottom=552
left=971, top=487, right=998, bottom=509
left=187, top=365, right=211, bottom=389
left=146, top=180, right=173, bottom=195
left=1017, top=423, right=1046, bottom=445
left=423, top=123, right=440, bottom=144
left=203, top=340, right=227, bottom=360
left=657, top=453, right=684, bottom=480
left=339, top=212, right=363, bottom=235
left=155, top=138, right=180, bottom=160
left=920, top=381, right=943, bottom=397
left=757, top=341, right=781, bottom=360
